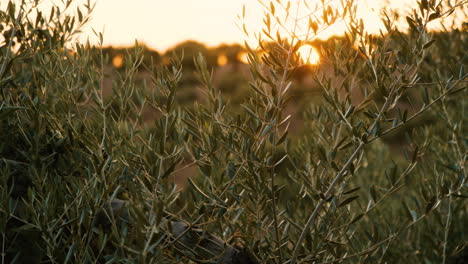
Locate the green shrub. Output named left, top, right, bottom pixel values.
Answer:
left=0, top=0, right=466, bottom=263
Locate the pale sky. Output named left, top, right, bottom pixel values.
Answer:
left=83, top=0, right=256, bottom=51
left=78, top=0, right=403, bottom=51
left=3, top=0, right=465, bottom=52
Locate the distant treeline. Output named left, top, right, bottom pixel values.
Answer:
left=98, top=37, right=351, bottom=70
left=100, top=41, right=246, bottom=70
left=98, top=26, right=467, bottom=72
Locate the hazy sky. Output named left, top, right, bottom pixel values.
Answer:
left=79, top=0, right=405, bottom=51
left=6, top=0, right=462, bottom=52
left=84, top=0, right=255, bottom=50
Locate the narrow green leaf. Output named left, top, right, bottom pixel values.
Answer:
left=452, top=193, right=468, bottom=199
left=276, top=130, right=288, bottom=145
left=403, top=202, right=415, bottom=222
left=162, top=161, right=178, bottom=179
left=459, top=64, right=465, bottom=79
left=343, top=187, right=361, bottom=195
left=406, top=16, right=419, bottom=32
left=423, top=40, right=436, bottom=49
left=274, top=155, right=288, bottom=167
left=64, top=243, right=76, bottom=264
left=370, top=186, right=378, bottom=201
left=226, top=161, right=235, bottom=178
left=411, top=146, right=419, bottom=163
left=338, top=196, right=359, bottom=207
left=77, top=7, right=83, bottom=22
left=350, top=213, right=364, bottom=224
left=428, top=12, right=440, bottom=21
left=261, top=125, right=272, bottom=137
left=425, top=197, right=438, bottom=214
left=421, top=0, right=428, bottom=9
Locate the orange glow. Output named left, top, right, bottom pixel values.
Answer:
left=32, top=0, right=466, bottom=52
left=237, top=51, right=249, bottom=64
left=217, top=54, right=228, bottom=66
left=112, top=54, right=124, bottom=68
left=298, top=45, right=320, bottom=65
left=162, top=56, right=171, bottom=65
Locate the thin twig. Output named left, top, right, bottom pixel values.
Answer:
left=368, top=84, right=467, bottom=143
left=292, top=67, right=399, bottom=262
left=442, top=193, right=452, bottom=264
left=291, top=141, right=364, bottom=263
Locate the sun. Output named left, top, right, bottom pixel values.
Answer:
left=297, top=45, right=320, bottom=65
left=237, top=51, right=249, bottom=64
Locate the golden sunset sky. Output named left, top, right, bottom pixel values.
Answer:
left=3, top=0, right=464, bottom=52
left=81, top=0, right=401, bottom=51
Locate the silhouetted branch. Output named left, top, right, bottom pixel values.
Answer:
left=94, top=199, right=258, bottom=264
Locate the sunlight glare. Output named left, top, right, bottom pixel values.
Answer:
left=298, top=45, right=320, bottom=65
left=112, top=54, right=124, bottom=68
left=28, top=0, right=467, bottom=52
left=217, top=54, right=228, bottom=66
left=237, top=51, right=249, bottom=64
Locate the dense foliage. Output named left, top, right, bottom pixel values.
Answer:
left=0, top=0, right=466, bottom=263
